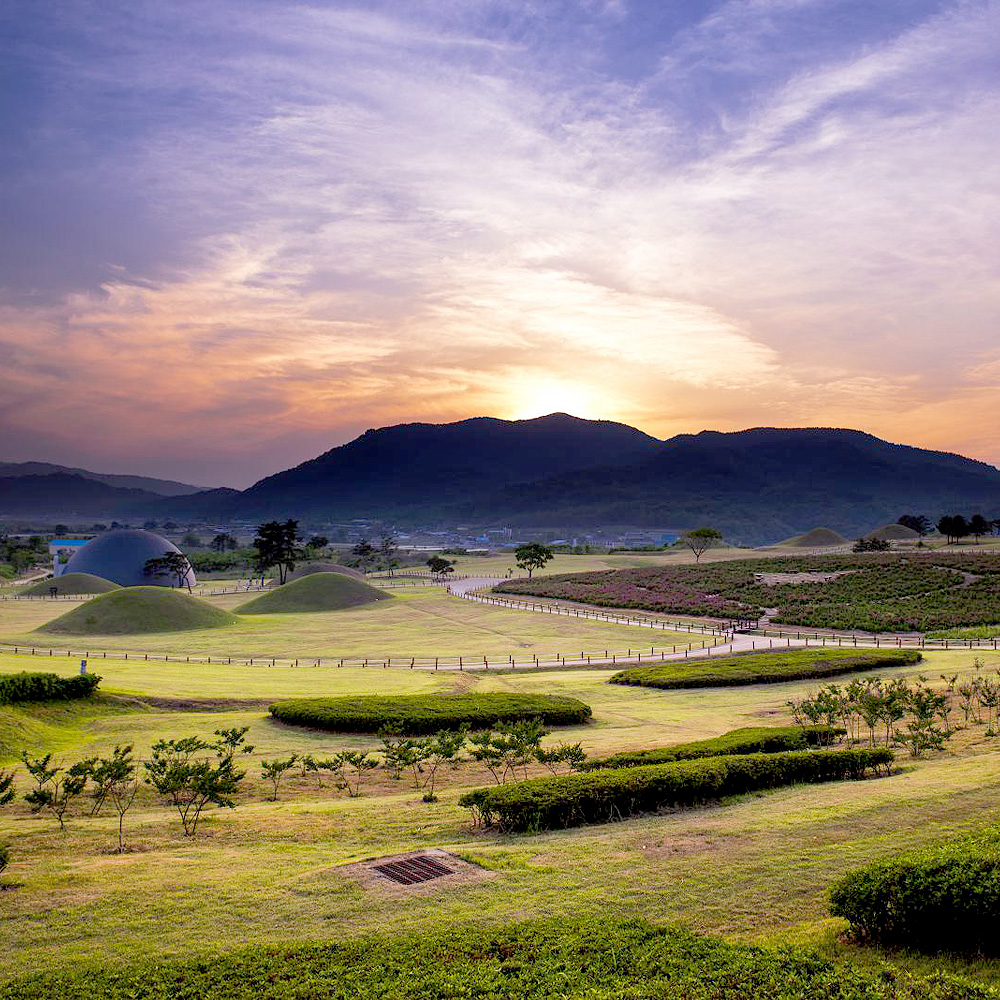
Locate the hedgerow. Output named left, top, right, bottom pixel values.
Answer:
left=829, top=828, right=1000, bottom=954
left=269, top=692, right=592, bottom=734
left=0, top=917, right=990, bottom=999
left=609, top=648, right=921, bottom=689
left=459, top=747, right=893, bottom=832
left=0, top=672, right=101, bottom=704
left=496, top=552, right=1000, bottom=632
left=580, top=724, right=840, bottom=770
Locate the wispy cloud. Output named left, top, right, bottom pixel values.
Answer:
left=0, top=0, right=998, bottom=483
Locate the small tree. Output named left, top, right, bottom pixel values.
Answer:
left=0, top=769, right=15, bottom=806
left=260, top=755, right=298, bottom=801
left=897, top=514, right=930, bottom=536
left=514, top=542, right=554, bottom=579
left=307, top=535, right=329, bottom=551
left=144, top=551, right=194, bottom=591
left=378, top=534, right=399, bottom=575
left=210, top=533, right=239, bottom=553
left=351, top=539, right=377, bottom=573
left=969, top=514, right=991, bottom=544
left=21, top=752, right=91, bottom=831
left=418, top=729, right=467, bottom=801
left=340, top=751, right=378, bottom=797
left=95, top=745, right=140, bottom=852
left=426, top=555, right=454, bottom=578
left=535, top=741, right=587, bottom=775
left=253, top=520, right=302, bottom=584
left=853, top=537, right=890, bottom=552
left=144, top=729, right=252, bottom=836
left=682, top=528, right=722, bottom=563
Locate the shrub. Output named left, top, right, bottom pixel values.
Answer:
left=829, top=830, right=1000, bottom=953
left=269, top=693, right=592, bottom=734
left=0, top=672, right=101, bottom=704
left=460, top=747, right=893, bottom=833
left=580, top=725, right=840, bottom=770
left=0, top=916, right=988, bottom=999
left=0, top=843, right=8, bottom=881
left=609, top=649, right=921, bottom=690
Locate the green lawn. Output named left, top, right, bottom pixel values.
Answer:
left=3, top=648, right=1000, bottom=986
left=0, top=588, right=709, bottom=661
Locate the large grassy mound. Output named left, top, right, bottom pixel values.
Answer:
left=270, top=692, right=592, bottom=733
left=36, top=587, right=238, bottom=635
left=787, top=527, right=847, bottom=547
left=867, top=523, right=920, bottom=541
left=236, top=572, right=390, bottom=614
left=19, top=572, right=120, bottom=596
left=610, top=648, right=922, bottom=689
left=0, top=917, right=981, bottom=1000
left=287, top=561, right=364, bottom=581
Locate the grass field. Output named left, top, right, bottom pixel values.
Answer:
left=3, top=647, right=1000, bottom=986
left=0, top=588, right=708, bottom=661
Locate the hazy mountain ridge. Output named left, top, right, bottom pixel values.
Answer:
left=0, top=461, right=214, bottom=496
left=4, top=419, right=999, bottom=545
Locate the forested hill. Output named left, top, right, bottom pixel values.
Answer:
left=8, top=419, right=1000, bottom=545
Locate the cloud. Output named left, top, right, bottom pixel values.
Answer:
left=0, top=0, right=998, bottom=483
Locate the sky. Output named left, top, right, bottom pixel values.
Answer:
left=1, top=0, right=998, bottom=488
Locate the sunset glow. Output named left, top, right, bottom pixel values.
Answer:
left=1, top=1, right=998, bottom=485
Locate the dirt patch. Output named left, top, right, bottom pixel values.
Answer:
left=754, top=571, right=857, bottom=586
left=640, top=833, right=751, bottom=859
left=336, top=849, right=495, bottom=895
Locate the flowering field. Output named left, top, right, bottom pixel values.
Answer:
left=495, top=552, right=1000, bottom=633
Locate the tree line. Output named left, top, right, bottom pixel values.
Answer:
left=898, top=513, right=999, bottom=544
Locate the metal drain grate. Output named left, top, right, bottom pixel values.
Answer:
left=372, top=856, right=454, bottom=885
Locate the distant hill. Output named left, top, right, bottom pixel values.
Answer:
left=0, top=473, right=165, bottom=517
left=486, top=427, right=1000, bottom=543
left=0, top=461, right=213, bottom=496
left=9, top=419, right=1000, bottom=545
left=206, top=413, right=662, bottom=521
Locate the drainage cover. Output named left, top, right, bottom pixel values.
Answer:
left=371, top=855, right=454, bottom=885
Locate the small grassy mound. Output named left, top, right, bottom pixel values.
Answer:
left=18, top=572, right=120, bottom=596
left=0, top=917, right=985, bottom=1000
left=270, top=692, right=592, bottom=734
left=788, top=527, right=847, bottom=547
left=236, top=572, right=390, bottom=614
left=36, top=587, right=238, bottom=635
left=287, top=561, right=364, bottom=581
left=867, top=523, right=920, bottom=541
left=581, top=724, right=840, bottom=770
left=610, top=648, right=922, bottom=689
left=830, top=826, right=1000, bottom=954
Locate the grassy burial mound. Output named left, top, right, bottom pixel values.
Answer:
left=787, top=527, right=847, bottom=547
left=866, top=522, right=920, bottom=541
left=1, top=917, right=983, bottom=1000
left=236, top=572, right=390, bottom=614
left=460, top=747, right=893, bottom=833
left=610, top=648, right=922, bottom=689
left=18, top=572, right=120, bottom=596
left=270, top=692, right=592, bottom=734
left=830, top=827, right=1000, bottom=954
left=286, top=561, right=364, bottom=581
left=36, top=587, right=239, bottom=635
left=581, top=724, right=839, bottom=771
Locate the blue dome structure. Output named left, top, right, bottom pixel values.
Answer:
left=62, top=529, right=197, bottom=589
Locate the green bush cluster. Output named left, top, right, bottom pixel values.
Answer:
left=609, top=649, right=921, bottom=689
left=829, top=828, right=1000, bottom=954
left=497, top=552, right=1000, bottom=632
left=459, top=747, right=893, bottom=833
left=580, top=724, right=839, bottom=770
left=0, top=916, right=989, bottom=1000
left=269, top=692, right=592, bottom=734
left=0, top=671, right=101, bottom=704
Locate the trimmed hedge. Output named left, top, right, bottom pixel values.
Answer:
left=269, top=692, right=592, bottom=734
left=610, top=648, right=922, bottom=689
left=581, top=725, right=841, bottom=770
left=460, top=747, right=894, bottom=832
left=829, top=829, right=1000, bottom=954
left=0, top=671, right=101, bottom=704
left=0, top=917, right=989, bottom=1000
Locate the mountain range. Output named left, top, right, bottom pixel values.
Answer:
left=3, top=415, right=999, bottom=544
